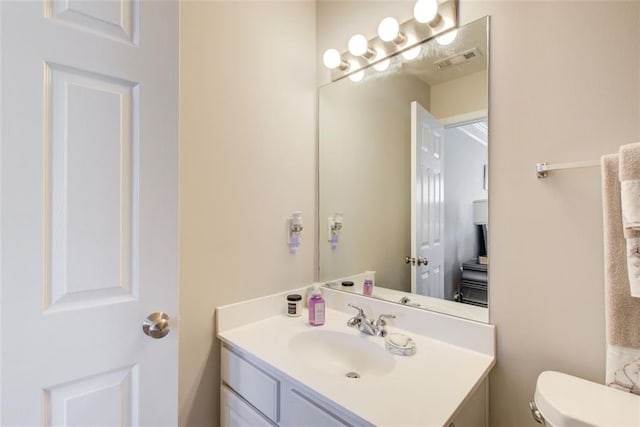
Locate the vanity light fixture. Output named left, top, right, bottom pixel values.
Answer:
left=413, top=0, right=441, bottom=26
left=436, top=28, right=458, bottom=46
left=402, top=45, right=422, bottom=60
left=322, top=48, right=349, bottom=71
left=378, top=17, right=406, bottom=45
left=323, top=0, right=458, bottom=81
left=373, top=58, right=390, bottom=72
left=348, top=69, right=365, bottom=82
left=348, top=34, right=376, bottom=59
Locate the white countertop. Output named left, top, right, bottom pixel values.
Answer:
left=218, top=298, right=495, bottom=427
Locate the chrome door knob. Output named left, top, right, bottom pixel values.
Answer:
left=142, top=312, right=170, bottom=339
left=417, top=257, right=429, bottom=266
left=405, top=256, right=416, bottom=265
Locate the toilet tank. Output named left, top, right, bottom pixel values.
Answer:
left=533, top=371, right=640, bottom=427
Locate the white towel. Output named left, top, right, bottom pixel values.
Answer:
left=621, top=180, right=640, bottom=230
left=607, top=345, right=640, bottom=394
left=602, top=154, right=640, bottom=394
left=619, top=142, right=640, bottom=297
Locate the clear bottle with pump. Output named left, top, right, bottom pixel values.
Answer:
left=308, top=284, right=325, bottom=326
left=363, top=270, right=375, bottom=297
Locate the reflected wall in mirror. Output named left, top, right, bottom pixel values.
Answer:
left=319, top=17, right=489, bottom=322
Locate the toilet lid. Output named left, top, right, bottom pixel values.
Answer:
left=534, top=371, right=640, bottom=427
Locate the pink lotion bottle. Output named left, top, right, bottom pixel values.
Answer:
left=363, top=270, right=375, bottom=297
left=308, top=284, right=325, bottom=326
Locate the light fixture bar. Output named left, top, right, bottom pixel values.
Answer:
left=329, top=0, right=458, bottom=82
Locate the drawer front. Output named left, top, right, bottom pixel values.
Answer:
left=221, top=385, right=275, bottom=427
left=221, top=346, right=279, bottom=422
left=281, top=387, right=352, bottom=427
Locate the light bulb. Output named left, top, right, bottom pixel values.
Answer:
left=349, top=70, right=364, bottom=82
left=373, top=58, right=390, bottom=72
left=378, top=17, right=400, bottom=42
left=402, top=45, right=421, bottom=60
left=348, top=34, right=369, bottom=56
left=414, top=0, right=439, bottom=23
left=323, top=48, right=342, bottom=69
left=436, top=29, right=458, bottom=46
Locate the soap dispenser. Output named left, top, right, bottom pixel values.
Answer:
left=308, top=284, right=325, bottom=326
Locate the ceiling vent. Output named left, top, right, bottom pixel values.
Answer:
left=435, top=47, right=482, bottom=70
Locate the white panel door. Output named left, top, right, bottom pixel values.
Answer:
left=1, top=1, right=178, bottom=425
left=411, top=101, right=445, bottom=298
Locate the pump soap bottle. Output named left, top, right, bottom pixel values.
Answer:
left=308, top=284, right=325, bottom=326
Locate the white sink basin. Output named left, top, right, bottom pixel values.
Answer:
left=288, top=330, right=396, bottom=378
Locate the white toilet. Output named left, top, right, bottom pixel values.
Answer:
left=531, top=371, right=640, bottom=426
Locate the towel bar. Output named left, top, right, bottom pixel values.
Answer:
left=536, top=160, right=600, bottom=178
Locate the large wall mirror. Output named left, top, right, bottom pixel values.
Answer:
left=318, top=17, right=489, bottom=322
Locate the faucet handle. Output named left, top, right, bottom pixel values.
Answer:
left=347, top=304, right=365, bottom=328
left=374, top=314, right=396, bottom=337
left=375, top=314, right=396, bottom=327
left=347, top=304, right=366, bottom=317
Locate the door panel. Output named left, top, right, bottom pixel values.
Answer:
left=47, top=0, right=138, bottom=43
left=411, top=101, right=445, bottom=298
left=45, top=366, right=138, bottom=426
left=46, top=63, right=139, bottom=311
left=1, top=1, right=178, bottom=425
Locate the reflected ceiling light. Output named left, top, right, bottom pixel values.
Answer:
left=378, top=17, right=406, bottom=45
left=348, top=70, right=365, bottom=82
left=323, top=48, right=349, bottom=70
left=373, top=58, right=390, bottom=72
left=348, top=34, right=376, bottom=59
left=436, top=28, right=458, bottom=46
left=402, top=45, right=421, bottom=60
left=413, top=0, right=439, bottom=24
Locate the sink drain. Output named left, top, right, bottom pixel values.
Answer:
left=345, top=372, right=360, bottom=379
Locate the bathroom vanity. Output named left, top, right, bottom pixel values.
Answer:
left=217, top=287, right=495, bottom=426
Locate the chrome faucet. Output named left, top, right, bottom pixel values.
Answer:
left=347, top=304, right=395, bottom=337
left=398, top=296, right=421, bottom=307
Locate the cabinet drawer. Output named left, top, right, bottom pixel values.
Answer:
left=281, top=387, right=352, bottom=427
left=221, top=346, right=279, bottom=422
left=221, top=385, right=275, bottom=427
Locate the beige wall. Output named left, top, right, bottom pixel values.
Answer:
left=430, top=70, right=488, bottom=119
left=318, top=74, right=430, bottom=292
left=470, top=2, right=638, bottom=425
left=318, top=1, right=640, bottom=426
left=179, top=2, right=316, bottom=426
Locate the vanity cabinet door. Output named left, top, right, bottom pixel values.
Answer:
left=448, top=379, right=488, bottom=427
left=221, top=385, right=276, bottom=427
left=221, top=346, right=280, bottom=422
left=280, top=387, right=352, bottom=427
